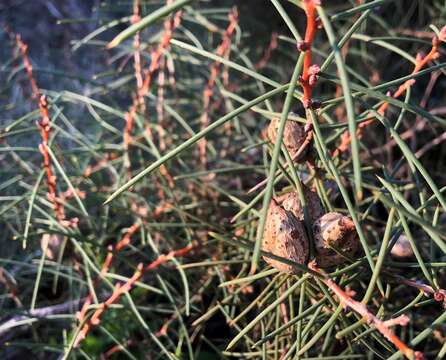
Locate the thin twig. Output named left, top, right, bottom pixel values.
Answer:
left=395, top=275, right=446, bottom=307
left=76, top=223, right=140, bottom=323
left=309, top=262, right=424, bottom=360
left=198, top=7, right=239, bottom=166
left=333, top=26, right=446, bottom=157
left=122, top=0, right=181, bottom=188
left=16, top=35, right=74, bottom=226
left=255, top=32, right=278, bottom=69
left=298, top=0, right=321, bottom=109
left=73, top=243, right=193, bottom=347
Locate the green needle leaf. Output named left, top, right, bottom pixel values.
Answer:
left=104, top=85, right=288, bottom=205
left=107, top=0, right=193, bottom=48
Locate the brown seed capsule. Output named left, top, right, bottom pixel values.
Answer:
left=262, top=199, right=308, bottom=273
left=390, top=235, right=414, bottom=258
left=313, top=212, right=358, bottom=267
left=278, top=186, right=324, bottom=224
left=266, top=116, right=307, bottom=161
left=41, top=233, right=65, bottom=260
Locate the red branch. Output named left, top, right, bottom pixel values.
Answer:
left=132, top=0, right=144, bottom=91
left=123, top=0, right=144, bottom=159
left=15, top=35, right=39, bottom=99
left=104, top=340, right=134, bottom=358
left=0, top=267, right=21, bottom=306
left=206, top=30, right=277, bottom=122
left=255, top=32, right=278, bottom=69
left=73, top=243, right=193, bottom=347
left=123, top=1, right=180, bottom=123
left=122, top=0, right=181, bottom=187
left=397, top=276, right=446, bottom=307
left=37, top=96, right=66, bottom=222
left=16, top=35, right=72, bottom=224
left=333, top=26, right=446, bottom=157
left=198, top=7, right=239, bottom=166
left=123, top=0, right=144, bottom=155
left=156, top=57, right=167, bottom=151
left=76, top=223, right=140, bottom=323
left=310, top=262, right=424, bottom=360
left=299, top=0, right=321, bottom=109
left=281, top=0, right=321, bottom=174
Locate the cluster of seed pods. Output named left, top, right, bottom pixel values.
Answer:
left=262, top=118, right=359, bottom=272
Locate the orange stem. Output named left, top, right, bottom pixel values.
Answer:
left=310, top=262, right=424, bottom=360
left=199, top=7, right=239, bottom=166
left=333, top=26, right=446, bottom=157
left=16, top=35, right=68, bottom=223
left=74, top=243, right=193, bottom=347
left=123, top=0, right=182, bottom=185
left=300, top=0, right=320, bottom=109
left=76, top=223, right=140, bottom=323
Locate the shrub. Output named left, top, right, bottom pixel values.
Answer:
left=1, top=1, right=446, bottom=359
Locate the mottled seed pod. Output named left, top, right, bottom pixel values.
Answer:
left=41, top=233, right=66, bottom=260
left=278, top=186, right=324, bottom=224
left=313, top=212, right=359, bottom=267
left=266, top=116, right=307, bottom=161
left=262, top=199, right=308, bottom=273
left=390, top=235, right=414, bottom=258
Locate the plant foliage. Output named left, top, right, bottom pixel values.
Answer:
left=1, top=1, right=446, bottom=359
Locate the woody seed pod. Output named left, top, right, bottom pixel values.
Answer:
left=41, top=233, right=66, bottom=261
left=266, top=116, right=307, bottom=161
left=278, top=185, right=324, bottom=223
left=262, top=199, right=308, bottom=273
left=390, top=235, right=414, bottom=258
left=313, top=212, right=359, bottom=267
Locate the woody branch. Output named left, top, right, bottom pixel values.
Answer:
left=198, top=7, right=239, bottom=166
left=76, top=223, right=140, bottom=323
left=333, top=25, right=446, bottom=157
left=309, top=262, right=424, bottom=360
left=122, top=0, right=181, bottom=187
left=16, top=35, right=70, bottom=224
left=298, top=0, right=321, bottom=110
left=73, top=243, right=193, bottom=347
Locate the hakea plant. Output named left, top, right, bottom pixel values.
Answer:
left=2, top=0, right=446, bottom=359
